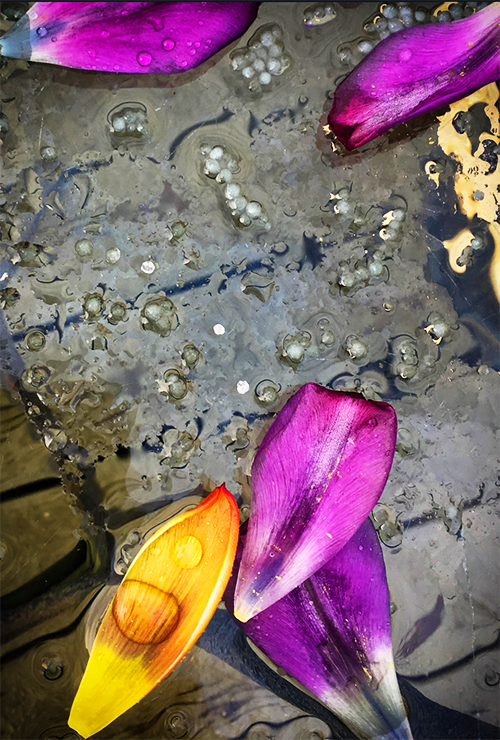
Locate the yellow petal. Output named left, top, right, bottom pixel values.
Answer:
left=68, top=484, right=239, bottom=738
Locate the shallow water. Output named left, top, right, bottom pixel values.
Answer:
left=1, top=2, right=499, bottom=739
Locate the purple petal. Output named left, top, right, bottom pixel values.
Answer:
left=328, top=3, right=500, bottom=149
left=233, top=383, right=397, bottom=622
left=226, top=519, right=412, bottom=740
left=0, top=2, right=259, bottom=73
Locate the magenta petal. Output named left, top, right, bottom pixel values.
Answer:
left=0, top=2, right=259, bottom=73
left=233, top=383, right=397, bottom=622
left=226, top=520, right=412, bottom=740
left=328, top=3, right=500, bottom=149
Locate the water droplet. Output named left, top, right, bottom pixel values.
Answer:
left=162, top=37, right=176, bottom=51
left=173, top=535, right=203, bottom=569
left=40, top=145, right=57, bottom=161
left=141, top=298, right=178, bottom=336
left=36, top=26, right=48, bottom=38
left=367, top=417, right=378, bottom=427
left=101, top=29, right=110, bottom=38
left=41, top=656, right=64, bottom=680
left=164, top=710, right=191, bottom=739
left=181, top=343, right=201, bottom=369
left=113, top=580, right=179, bottom=644
left=25, top=330, right=46, bottom=351
left=22, top=364, right=50, bottom=390
left=255, top=380, right=280, bottom=407
left=137, top=51, right=152, bottom=67
left=83, top=293, right=104, bottom=320
left=74, top=238, right=94, bottom=258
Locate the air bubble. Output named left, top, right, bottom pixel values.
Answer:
left=40, top=146, right=57, bottom=161
left=163, top=369, right=189, bottom=400
left=74, top=238, right=94, bottom=258
left=106, top=247, right=121, bottom=264
left=25, top=330, right=46, bottom=351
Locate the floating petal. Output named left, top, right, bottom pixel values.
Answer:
left=227, top=519, right=413, bottom=740
left=68, top=484, right=239, bottom=738
left=233, top=383, right=397, bottom=621
left=328, top=3, right=500, bottom=149
left=0, top=2, right=259, bottom=73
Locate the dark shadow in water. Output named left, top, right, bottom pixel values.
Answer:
left=199, top=608, right=500, bottom=740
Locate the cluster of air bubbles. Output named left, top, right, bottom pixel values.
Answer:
left=83, top=292, right=105, bottom=321
left=161, top=369, right=190, bottom=402
left=201, top=143, right=240, bottom=183
left=424, top=313, right=452, bottom=344
left=456, top=234, right=486, bottom=267
left=201, top=144, right=270, bottom=229
left=373, top=506, right=403, bottom=548
left=330, top=187, right=352, bottom=216
left=303, top=3, right=336, bottom=26
left=141, top=297, right=178, bottom=337
left=379, top=208, right=406, bottom=243
left=336, top=252, right=387, bottom=295
left=115, top=531, right=142, bottom=575
left=393, top=336, right=419, bottom=381
left=344, top=334, right=368, bottom=362
left=230, top=24, right=291, bottom=93
left=108, top=300, right=128, bottom=325
left=338, top=3, right=485, bottom=68
left=40, top=146, right=57, bottom=161
left=254, top=379, right=281, bottom=407
left=181, top=343, right=201, bottom=369
left=21, top=363, right=51, bottom=390
left=279, top=332, right=311, bottom=366
left=109, top=104, right=148, bottom=138
left=317, top=318, right=336, bottom=348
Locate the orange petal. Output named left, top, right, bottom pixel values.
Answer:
left=68, top=484, right=239, bottom=738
